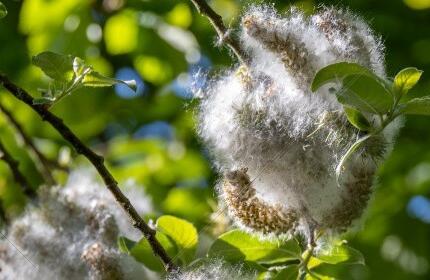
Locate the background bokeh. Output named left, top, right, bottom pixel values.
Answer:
left=0, top=0, right=430, bottom=279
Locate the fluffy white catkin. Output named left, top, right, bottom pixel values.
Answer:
left=196, top=5, right=401, bottom=239
left=0, top=169, right=153, bottom=280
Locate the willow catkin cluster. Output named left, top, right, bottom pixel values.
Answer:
left=0, top=169, right=153, bottom=280
left=196, top=6, right=401, bottom=240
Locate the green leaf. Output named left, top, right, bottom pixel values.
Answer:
left=337, top=75, right=393, bottom=115
left=156, top=215, right=198, bottom=264
left=343, top=107, right=371, bottom=131
left=32, top=51, right=74, bottom=81
left=0, top=2, right=7, bottom=19
left=72, top=57, right=91, bottom=77
left=311, top=62, right=375, bottom=92
left=117, top=236, right=136, bottom=254
left=130, top=232, right=177, bottom=271
left=314, top=241, right=365, bottom=265
left=33, top=52, right=136, bottom=92
left=208, top=230, right=301, bottom=264
left=257, top=271, right=274, bottom=280
left=305, top=273, right=335, bottom=280
left=272, top=265, right=300, bottom=280
left=393, top=67, right=423, bottom=97
left=398, top=97, right=430, bottom=116
left=83, top=71, right=137, bottom=92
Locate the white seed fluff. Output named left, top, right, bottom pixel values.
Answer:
left=168, top=259, right=257, bottom=280
left=0, top=169, right=153, bottom=280
left=196, top=5, right=401, bottom=238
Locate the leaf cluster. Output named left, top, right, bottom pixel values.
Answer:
left=207, top=230, right=363, bottom=280
left=32, top=51, right=136, bottom=107
left=312, top=62, right=427, bottom=180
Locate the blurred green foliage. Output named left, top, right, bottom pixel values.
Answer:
left=0, top=0, right=430, bottom=279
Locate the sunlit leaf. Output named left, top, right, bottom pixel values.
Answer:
left=32, top=51, right=74, bottom=81
left=308, top=261, right=349, bottom=280
left=337, top=75, right=393, bottom=115
left=130, top=232, right=177, bottom=271
left=72, top=57, right=90, bottom=77
left=0, top=2, right=7, bottom=19
left=344, top=107, right=372, bottom=131
left=156, top=215, right=198, bottom=264
left=33, top=51, right=136, bottom=105
left=272, top=265, right=300, bottom=280
left=257, top=271, right=274, bottom=280
left=393, top=67, right=423, bottom=97
left=83, top=71, right=137, bottom=92
left=314, top=240, right=365, bottom=265
left=311, top=62, right=375, bottom=92
left=208, top=230, right=301, bottom=264
left=398, top=96, right=430, bottom=116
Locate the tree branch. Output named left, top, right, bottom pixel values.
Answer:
left=0, top=102, right=57, bottom=185
left=189, top=0, right=248, bottom=65
left=0, top=139, right=36, bottom=199
left=0, top=199, right=8, bottom=226
left=0, top=74, right=178, bottom=272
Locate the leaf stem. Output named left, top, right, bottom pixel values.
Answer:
left=299, top=243, right=321, bottom=280
left=189, top=0, right=248, bottom=65
left=0, top=73, right=178, bottom=272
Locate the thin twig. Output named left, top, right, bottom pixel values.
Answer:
left=0, top=102, right=57, bottom=185
left=0, top=199, right=8, bottom=226
left=0, top=74, right=178, bottom=272
left=189, top=0, right=248, bottom=65
left=0, top=139, right=36, bottom=199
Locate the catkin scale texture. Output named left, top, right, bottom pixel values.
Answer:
left=197, top=6, right=400, bottom=238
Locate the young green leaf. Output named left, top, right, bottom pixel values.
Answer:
left=0, top=2, right=7, bottom=18
left=32, top=51, right=137, bottom=106
left=32, top=52, right=74, bottom=81
left=314, top=241, right=365, bottom=265
left=257, top=271, right=274, bottom=280
left=72, top=57, right=91, bottom=77
left=393, top=67, right=423, bottom=97
left=343, top=107, right=371, bottom=131
left=397, top=96, right=430, bottom=116
left=272, top=265, right=300, bottom=280
left=117, top=236, right=136, bottom=254
left=208, top=230, right=301, bottom=264
left=83, top=71, right=137, bottom=92
left=337, top=75, right=393, bottom=115
left=311, top=62, right=375, bottom=92
left=130, top=232, right=177, bottom=271
left=156, top=215, right=198, bottom=264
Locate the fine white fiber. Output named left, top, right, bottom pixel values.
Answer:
left=196, top=5, right=401, bottom=240
left=0, top=169, right=153, bottom=280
